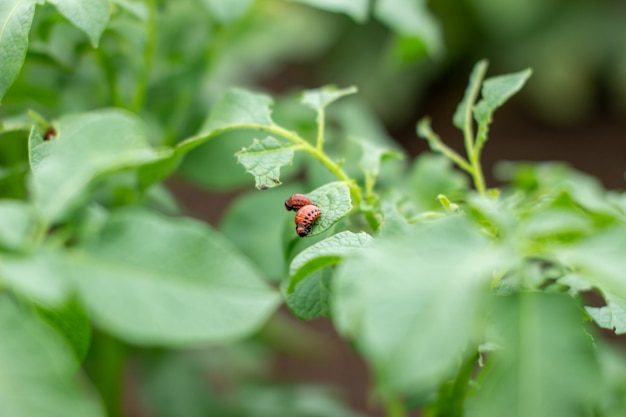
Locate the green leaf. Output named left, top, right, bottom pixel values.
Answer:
left=0, top=199, right=36, bottom=251
left=287, top=231, right=372, bottom=293
left=305, top=181, right=353, bottom=237
left=586, top=293, right=626, bottom=335
left=0, top=248, right=72, bottom=306
left=333, top=215, right=507, bottom=395
left=453, top=60, right=489, bottom=130
left=284, top=269, right=332, bottom=320
left=0, top=295, right=105, bottom=417
left=235, top=137, right=294, bottom=190
left=473, top=68, right=533, bottom=125
left=199, top=0, right=254, bottom=24
left=201, top=88, right=275, bottom=134
left=29, top=109, right=161, bottom=222
left=0, top=0, right=36, bottom=101
left=47, top=0, right=110, bottom=47
left=358, top=140, right=403, bottom=185
left=74, top=208, right=280, bottom=345
left=300, top=85, right=358, bottom=112
left=467, top=293, right=599, bottom=417
left=374, top=0, right=443, bottom=58
left=289, top=0, right=369, bottom=23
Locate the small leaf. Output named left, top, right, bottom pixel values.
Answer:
left=374, top=0, right=443, bottom=59
left=358, top=140, right=404, bottom=184
left=0, top=0, right=36, bottom=101
left=289, top=0, right=369, bottom=23
left=467, top=293, right=600, bottom=417
left=585, top=293, right=626, bottom=334
left=0, top=199, right=36, bottom=251
left=300, top=85, right=358, bottom=113
left=473, top=68, right=533, bottom=125
left=201, top=88, right=275, bottom=134
left=287, top=231, right=373, bottom=293
left=46, top=0, right=110, bottom=47
left=305, top=181, right=353, bottom=237
left=74, top=208, right=280, bottom=345
left=453, top=60, right=489, bottom=130
left=0, top=295, right=105, bottom=417
left=235, top=137, right=294, bottom=189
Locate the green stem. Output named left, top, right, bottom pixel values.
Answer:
left=425, top=352, right=477, bottom=417
left=131, top=0, right=157, bottom=112
left=89, top=332, right=125, bottom=417
left=462, top=61, right=488, bottom=156
left=183, top=123, right=364, bottom=205
left=316, top=107, right=325, bottom=151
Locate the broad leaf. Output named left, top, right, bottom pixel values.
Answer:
left=300, top=85, right=358, bottom=112
left=74, top=208, right=280, bottom=345
left=235, top=137, right=294, bottom=189
left=586, top=293, right=626, bottom=335
left=0, top=296, right=105, bottom=417
left=305, top=182, right=352, bottom=237
left=467, top=293, right=599, bottom=417
left=0, top=0, right=36, bottom=101
left=286, top=231, right=372, bottom=293
left=289, top=0, right=369, bottom=23
left=47, top=0, right=110, bottom=47
left=29, top=109, right=161, bottom=222
left=333, top=215, right=507, bottom=395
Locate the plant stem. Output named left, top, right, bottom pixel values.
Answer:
left=461, top=61, right=488, bottom=195
left=131, top=0, right=157, bottom=112
left=316, top=107, right=325, bottom=151
left=89, top=332, right=125, bottom=417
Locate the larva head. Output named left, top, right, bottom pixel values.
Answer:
left=294, top=204, right=321, bottom=237
left=285, top=193, right=315, bottom=211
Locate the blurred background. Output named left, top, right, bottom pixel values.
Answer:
left=3, top=0, right=626, bottom=415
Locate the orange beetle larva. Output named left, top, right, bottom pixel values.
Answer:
left=294, top=204, right=321, bottom=237
left=284, top=193, right=316, bottom=211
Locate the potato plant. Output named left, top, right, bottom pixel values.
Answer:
left=2, top=2, right=626, bottom=417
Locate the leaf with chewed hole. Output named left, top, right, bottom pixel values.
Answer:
left=235, top=137, right=294, bottom=189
